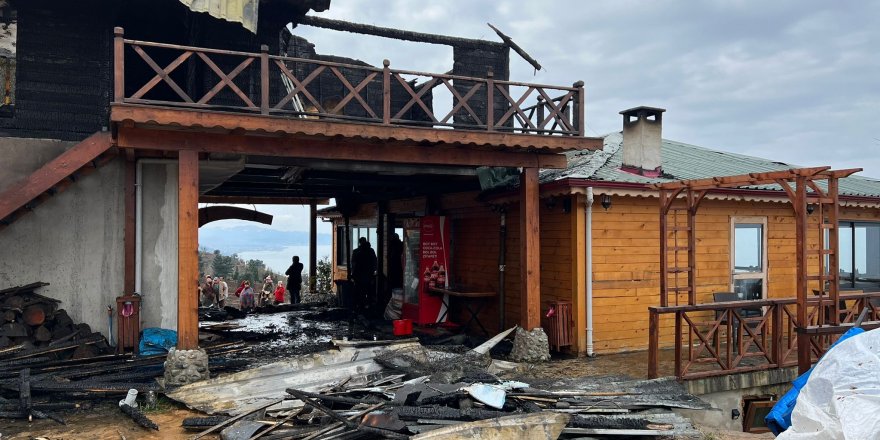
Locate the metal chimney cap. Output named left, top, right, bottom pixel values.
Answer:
left=619, top=106, right=666, bottom=116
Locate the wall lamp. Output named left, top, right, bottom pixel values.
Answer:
left=600, top=194, right=612, bottom=210
left=806, top=204, right=815, bottom=215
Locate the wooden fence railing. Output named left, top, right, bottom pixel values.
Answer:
left=112, top=27, right=585, bottom=136
left=648, top=292, right=880, bottom=380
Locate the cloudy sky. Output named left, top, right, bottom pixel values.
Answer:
left=202, top=1, right=880, bottom=270
left=292, top=0, right=880, bottom=176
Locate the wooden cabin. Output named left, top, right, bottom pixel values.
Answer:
left=324, top=106, right=880, bottom=376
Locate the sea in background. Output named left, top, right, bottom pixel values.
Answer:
left=238, top=244, right=333, bottom=274
left=199, top=224, right=333, bottom=275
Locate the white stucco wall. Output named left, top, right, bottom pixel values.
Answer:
left=0, top=139, right=125, bottom=336
left=140, top=162, right=179, bottom=331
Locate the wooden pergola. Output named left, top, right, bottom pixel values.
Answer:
left=651, top=166, right=861, bottom=374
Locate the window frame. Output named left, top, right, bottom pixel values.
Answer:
left=837, top=220, right=880, bottom=291
left=730, top=216, right=768, bottom=300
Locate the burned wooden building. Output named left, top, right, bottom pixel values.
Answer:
left=0, top=0, right=597, bottom=379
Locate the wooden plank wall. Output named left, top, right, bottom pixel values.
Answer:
left=592, top=196, right=880, bottom=352
left=328, top=191, right=578, bottom=350
left=321, top=191, right=880, bottom=354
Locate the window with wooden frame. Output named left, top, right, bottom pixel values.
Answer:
left=837, top=221, right=880, bottom=292
left=731, top=217, right=768, bottom=300
left=742, top=395, right=775, bottom=433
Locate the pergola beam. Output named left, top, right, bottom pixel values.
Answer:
left=651, top=167, right=835, bottom=191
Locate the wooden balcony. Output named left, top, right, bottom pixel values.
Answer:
left=648, top=291, right=880, bottom=380
left=109, top=27, right=600, bottom=166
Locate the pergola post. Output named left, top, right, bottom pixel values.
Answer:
left=309, top=201, right=318, bottom=292
left=520, top=167, right=541, bottom=330
left=177, top=151, right=199, bottom=350
left=794, top=177, right=810, bottom=374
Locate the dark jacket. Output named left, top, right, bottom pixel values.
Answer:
left=351, top=244, right=377, bottom=282
left=285, top=262, right=304, bottom=285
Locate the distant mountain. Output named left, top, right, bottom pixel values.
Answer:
left=199, top=225, right=331, bottom=254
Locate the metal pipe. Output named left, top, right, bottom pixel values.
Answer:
left=498, top=211, right=507, bottom=330
left=586, top=188, right=595, bottom=356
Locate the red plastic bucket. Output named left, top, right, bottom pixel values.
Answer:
left=393, top=319, right=413, bottom=336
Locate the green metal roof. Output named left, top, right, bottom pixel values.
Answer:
left=541, top=132, right=880, bottom=198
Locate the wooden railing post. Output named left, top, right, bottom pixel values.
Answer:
left=382, top=59, right=391, bottom=125
left=674, top=311, right=682, bottom=378
left=260, top=45, right=269, bottom=115
left=648, top=308, right=659, bottom=379
left=536, top=95, right=545, bottom=134
left=114, top=27, right=125, bottom=103
left=772, top=302, right=783, bottom=365
left=573, top=80, right=585, bottom=136
left=486, top=70, right=495, bottom=132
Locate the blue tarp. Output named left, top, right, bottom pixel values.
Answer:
left=138, top=328, right=178, bottom=356
left=765, top=327, right=865, bottom=435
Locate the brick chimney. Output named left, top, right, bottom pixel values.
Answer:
left=620, top=106, right=665, bottom=177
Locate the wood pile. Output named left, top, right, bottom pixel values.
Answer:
left=0, top=282, right=251, bottom=426
left=0, top=282, right=110, bottom=359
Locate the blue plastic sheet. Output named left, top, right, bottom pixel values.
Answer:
left=138, top=328, right=178, bottom=356
left=765, top=327, right=865, bottom=435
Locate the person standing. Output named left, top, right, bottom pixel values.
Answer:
left=239, top=281, right=255, bottom=313
left=285, top=256, right=304, bottom=304
left=351, top=237, right=377, bottom=312
left=200, top=275, right=215, bottom=307
left=260, top=276, right=274, bottom=307
left=217, top=276, right=229, bottom=308
left=274, top=281, right=286, bottom=305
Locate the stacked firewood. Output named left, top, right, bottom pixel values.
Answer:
left=0, top=282, right=109, bottom=358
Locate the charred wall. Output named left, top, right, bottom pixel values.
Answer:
left=0, top=1, right=112, bottom=141
left=452, top=45, right=510, bottom=128
left=284, top=34, right=432, bottom=123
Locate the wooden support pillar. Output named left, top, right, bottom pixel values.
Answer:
left=520, top=167, right=541, bottom=330
left=309, top=201, right=318, bottom=292
left=123, top=153, right=136, bottom=295
left=177, top=151, right=199, bottom=350
left=795, top=177, right=810, bottom=374
left=570, top=193, right=587, bottom=355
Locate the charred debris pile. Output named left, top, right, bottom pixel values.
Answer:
left=0, top=282, right=247, bottom=425
left=174, top=336, right=708, bottom=439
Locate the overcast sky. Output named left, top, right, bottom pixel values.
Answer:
left=203, top=1, right=880, bottom=262
left=291, top=0, right=880, bottom=177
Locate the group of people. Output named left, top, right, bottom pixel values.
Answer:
left=199, top=255, right=306, bottom=314
left=198, top=275, right=229, bottom=308
left=350, top=235, right=403, bottom=316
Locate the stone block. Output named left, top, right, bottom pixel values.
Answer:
left=510, top=326, right=550, bottom=362
left=164, top=347, right=210, bottom=386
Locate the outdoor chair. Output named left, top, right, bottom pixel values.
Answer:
left=712, top=292, right=764, bottom=354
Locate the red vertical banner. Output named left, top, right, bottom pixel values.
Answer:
left=417, top=215, right=450, bottom=324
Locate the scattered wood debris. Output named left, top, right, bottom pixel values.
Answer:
left=174, top=329, right=707, bottom=439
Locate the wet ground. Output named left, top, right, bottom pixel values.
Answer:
left=200, top=305, right=386, bottom=365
